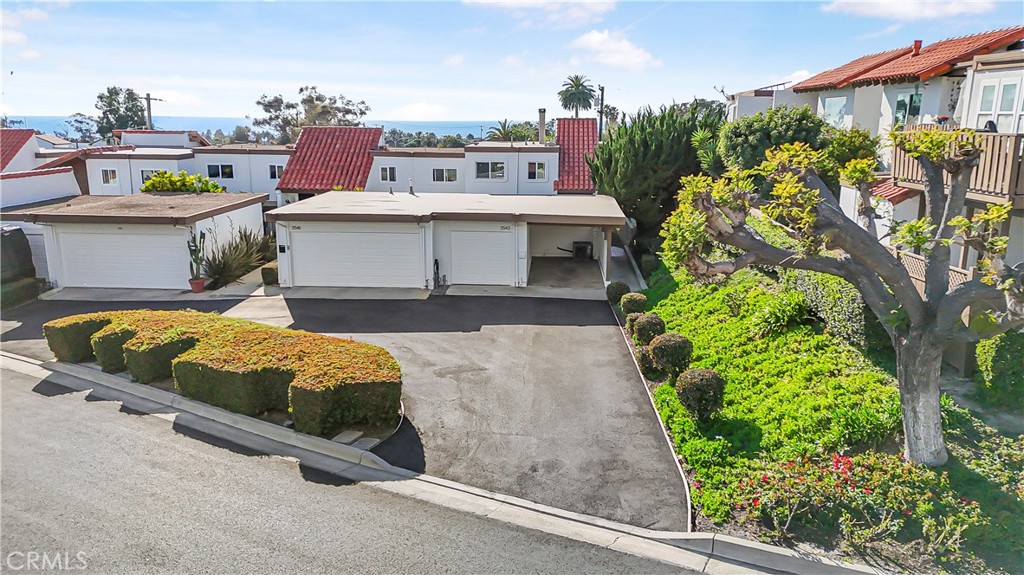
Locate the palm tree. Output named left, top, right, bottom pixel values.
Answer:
left=558, top=75, right=596, bottom=118
left=487, top=119, right=516, bottom=141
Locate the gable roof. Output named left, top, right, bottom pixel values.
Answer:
left=872, top=178, right=919, bottom=205
left=852, top=27, right=1024, bottom=86
left=1, top=129, right=36, bottom=170
left=34, top=145, right=136, bottom=170
left=277, top=126, right=382, bottom=193
left=0, top=166, right=74, bottom=181
left=791, top=47, right=914, bottom=93
left=553, top=118, right=598, bottom=194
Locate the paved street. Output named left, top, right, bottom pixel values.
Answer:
left=1, top=366, right=691, bottom=574
left=2, top=296, right=689, bottom=532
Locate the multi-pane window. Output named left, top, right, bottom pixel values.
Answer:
left=976, top=81, right=1022, bottom=132
left=101, top=169, right=118, bottom=184
left=432, top=168, right=457, bottom=182
left=822, top=96, right=847, bottom=128
left=208, top=164, right=234, bottom=179
left=140, top=170, right=155, bottom=182
left=380, top=166, right=397, bottom=182
left=893, top=92, right=922, bottom=127
left=475, top=161, right=505, bottom=179
left=269, top=165, right=284, bottom=180
left=527, top=161, right=546, bottom=180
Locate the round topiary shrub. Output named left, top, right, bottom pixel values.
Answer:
left=606, top=281, right=630, bottom=305
left=624, top=312, right=643, bottom=336
left=635, top=346, right=659, bottom=379
left=649, top=333, right=692, bottom=377
left=620, top=292, right=647, bottom=314
left=633, top=313, right=665, bottom=346
left=675, top=368, right=725, bottom=422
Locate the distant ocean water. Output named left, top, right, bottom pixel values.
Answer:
left=9, top=116, right=507, bottom=138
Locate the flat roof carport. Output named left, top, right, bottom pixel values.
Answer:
left=265, top=191, right=626, bottom=227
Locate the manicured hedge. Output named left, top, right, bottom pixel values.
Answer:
left=42, top=310, right=402, bottom=436
left=605, top=281, right=629, bottom=305
left=261, top=261, right=279, bottom=286
left=620, top=292, right=647, bottom=314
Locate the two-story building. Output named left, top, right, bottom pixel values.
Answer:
left=269, top=116, right=623, bottom=292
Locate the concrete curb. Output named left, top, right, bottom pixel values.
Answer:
left=610, top=302, right=694, bottom=532
left=0, top=350, right=886, bottom=575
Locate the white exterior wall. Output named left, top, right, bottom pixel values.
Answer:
left=851, top=85, right=885, bottom=134
left=193, top=203, right=265, bottom=252
left=838, top=184, right=858, bottom=222
left=87, top=158, right=183, bottom=195
left=0, top=171, right=80, bottom=208
left=876, top=196, right=921, bottom=246
left=817, top=88, right=856, bottom=128
left=3, top=141, right=40, bottom=173
left=367, top=152, right=558, bottom=195
left=432, top=220, right=525, bottom=286
left=1007, top=213, right=1024, bottom=267
left=187, top=153, right=291, bottom=199
left=120, top=132, right=191, bottom=148
left=528, top=224, right=600, bottom=257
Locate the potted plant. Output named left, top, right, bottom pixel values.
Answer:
left=187, top=230, right=206, bottom=293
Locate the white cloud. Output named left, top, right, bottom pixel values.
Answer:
left=856, top=24, right=904, bottom=40
left=463, top=0, right=616, bottom=29
left=383, top=101, right=449, bottom=121
left=501, top=55, right=524, bottom=68
left=822, top=0, right=996, bottom=21
left=1, top=29, right=27, bottom=45
left=7, top=48, right=40, bottom=62
left=569, top=29, right=661, bottom=70
left=442, top=54, right=465, bottom=68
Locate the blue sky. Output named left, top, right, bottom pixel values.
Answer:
left=1, top=1, right=1021, bottom=122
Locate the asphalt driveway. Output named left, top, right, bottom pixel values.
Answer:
left=1, top=296, right=689, bottom=531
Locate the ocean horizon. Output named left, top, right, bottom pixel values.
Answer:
left=6, top=116, right=527, bottom=138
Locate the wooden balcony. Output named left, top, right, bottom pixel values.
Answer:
left=886, top=246, right=973, bottom=295
left=891, top=127, right=1024, bottom=208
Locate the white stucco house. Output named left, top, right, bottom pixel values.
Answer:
left=34, top=130, right=294, bottom=206
left=271, top=116, right=620, bottom=290
left=4, top=193, right=267, bottom=290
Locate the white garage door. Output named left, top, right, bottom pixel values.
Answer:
left=450, top=230, right=514, bottom=285
left=290, top=227, right=424, bottom=288
left=58, top=227, right=187, bottom=289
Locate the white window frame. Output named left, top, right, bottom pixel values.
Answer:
left=432, top=168, right=457, bottom=182
left=101, top=169, right=118, bottom=185
left=527, top=161, right=547, bottom=181
left=893, top=90, right=923, bottom=128
left=208, top=164, right=234, bottom=179
left=975, top=79, right=1023, bottom=132
left=475, top=161, right=506, bottom=180
left=269, top=165, right=284, bottom=180
left=822, top=96, right=848, bottom=128
left=380, top=166, right=397, bottom=182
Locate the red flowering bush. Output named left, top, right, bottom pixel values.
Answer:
left=735, top=453, right=986, bottom=558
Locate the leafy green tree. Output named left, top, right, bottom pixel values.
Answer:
left=95, top=86, right=147, bottom=139
left=252, top=85, right=370, bottom=144
left=1, top=116, right=25, bottom=128
left=558, top=74, right=596, bottom=118
left=487, top=119, right=517, bottom=141
left=55, top=113, right=98, bottom=143
left=660, top=130, right=1022, bottom=466
left=231, top=125, right=252, bottom=143
left=439, top=134, right=467, bottom=148
left=587, top=103, right=725, bottom=242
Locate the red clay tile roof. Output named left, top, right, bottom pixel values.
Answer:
left=872, top=178, right=919, bottom=205
left=553, top=118, right=598, bottom=194
left=1, top=129, right=36, bottom=170
left=791, top=47, right=914, bottom=93
left=277, top=126, right=382, bottom=193
left=35, top=145, right=136, bottom=170
left=852, top=27, right=1024, bottom=85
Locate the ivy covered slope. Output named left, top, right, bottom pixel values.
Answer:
left=43, top=310, right=402, bottom=436
left=644, top=265, right=1023, bottom=572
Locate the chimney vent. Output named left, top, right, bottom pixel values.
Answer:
left=538, top=108, right=546, bottom=144
left=912, top=40, right=922, bottom=55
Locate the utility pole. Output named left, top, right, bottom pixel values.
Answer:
left=479, top=125, right=484, bottom=140
left=597, top=85, right=606, bottom=141
left=144, top=93, right=165, bottom=130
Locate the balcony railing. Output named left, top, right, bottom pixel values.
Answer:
left=891, top=127, right=1024, bottom=207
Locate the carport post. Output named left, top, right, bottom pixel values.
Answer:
left=602, top=227, right=613, bottom=282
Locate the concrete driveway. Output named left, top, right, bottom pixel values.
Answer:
left=1, top=296, right=689, bottom=531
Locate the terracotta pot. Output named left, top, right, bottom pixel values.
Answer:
left=188, top=278, right=206, bottom=293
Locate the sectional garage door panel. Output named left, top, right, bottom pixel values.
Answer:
left=450, top=230, right=514, bottom=286
left=290, top=230, right=424, bottom=288
left=59, top=229, right=187, bottom=289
